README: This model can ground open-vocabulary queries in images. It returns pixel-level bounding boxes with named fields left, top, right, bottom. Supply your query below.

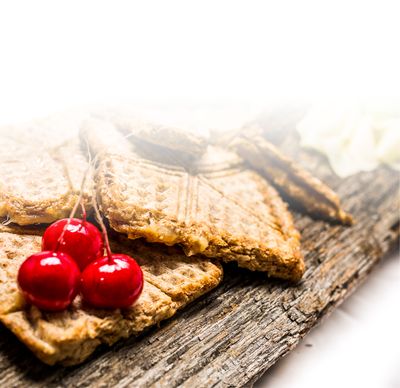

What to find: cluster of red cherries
left=17, top=218, right=144, bottom=311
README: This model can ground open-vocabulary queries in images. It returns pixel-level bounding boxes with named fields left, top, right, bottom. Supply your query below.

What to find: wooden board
left=0, top=128, right=398, bottom=388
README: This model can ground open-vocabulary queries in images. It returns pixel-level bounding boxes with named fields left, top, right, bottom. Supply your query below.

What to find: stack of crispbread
left=0, top=117, right=223, bottom=365
left=0, top=112, right=350, bottom=366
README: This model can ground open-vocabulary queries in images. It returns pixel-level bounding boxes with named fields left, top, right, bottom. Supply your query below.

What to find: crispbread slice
left=82, top=119, right=304, bottom=281
left=0, top=226, right=222, bottom=366
left=112, top=237, right=224, bottom=306
left=0, top=122, right=92, bottom=225
left=113, top=114, right=208, bottom=158
left=232, top=133, right=353, bottom=224
left=199, top=164, right=303, bottom=280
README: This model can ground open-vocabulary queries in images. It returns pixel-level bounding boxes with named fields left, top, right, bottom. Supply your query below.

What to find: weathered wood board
left=0, top=127, right=398, bottom=388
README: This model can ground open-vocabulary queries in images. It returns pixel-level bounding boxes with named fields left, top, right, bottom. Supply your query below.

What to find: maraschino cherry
left=18, top=251, right=80, bottom=311
left=42, top=217, right=104, bottom=271
left=80, top=213, right=144, bottom=312
left=81, top=254, right=143, bottom=309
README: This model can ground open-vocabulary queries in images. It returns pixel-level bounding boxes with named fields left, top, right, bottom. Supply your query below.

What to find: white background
left=0, top=1, right=399, bottom=387
left=1, top=0, right=400, bottom=125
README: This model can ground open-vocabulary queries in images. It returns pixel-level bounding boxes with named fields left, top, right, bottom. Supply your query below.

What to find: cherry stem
left=92, top=189, right=113, bottom=262
left=84, top=147, right=113, bottom=262
left=55, top=195, right=83, bottom=252
left=55, top=140, right=92, bottom=252
left=80, top=200, right=87, bottom=223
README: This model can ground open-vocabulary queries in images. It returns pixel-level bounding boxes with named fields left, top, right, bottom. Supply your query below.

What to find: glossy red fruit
left=81, top=254, right=144, bottom=309
left=42, top=218, right=104, bottom=271
left=17, top=251, right=80, bottom=311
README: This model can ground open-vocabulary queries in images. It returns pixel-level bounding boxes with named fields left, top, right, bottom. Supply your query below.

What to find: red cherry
left=42, top=218, right=104, bottom=271
left=81, top=254, right=144, bottom=309
left=17, top=251, right=80, bottom=311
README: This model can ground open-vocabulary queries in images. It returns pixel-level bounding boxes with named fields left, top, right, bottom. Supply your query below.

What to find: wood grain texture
left=0, top=129, right=398, bottom=388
